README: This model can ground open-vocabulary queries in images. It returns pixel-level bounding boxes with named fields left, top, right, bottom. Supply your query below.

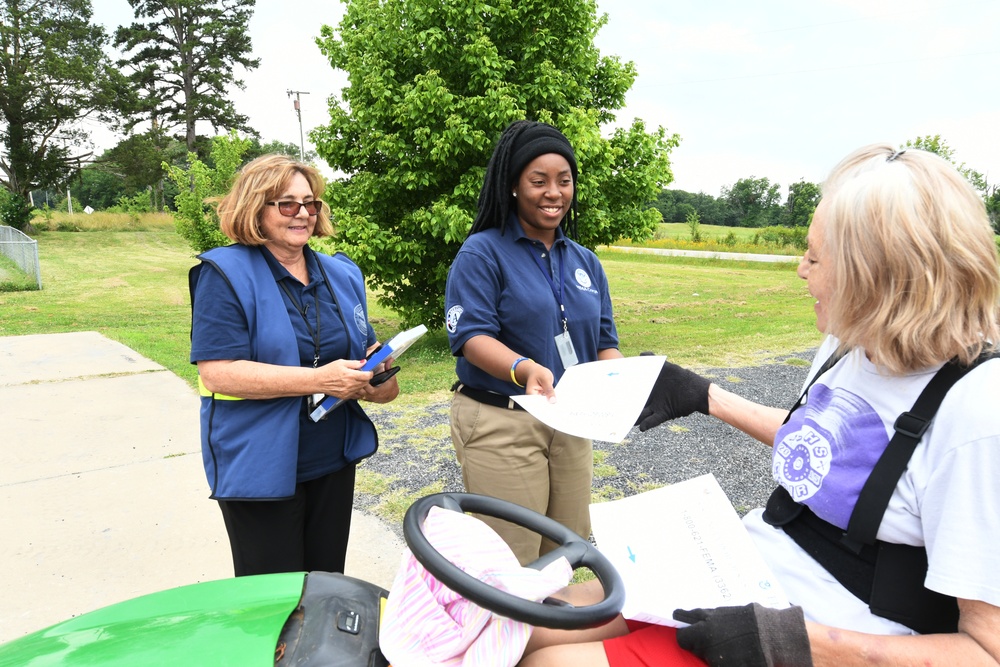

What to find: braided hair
left=468, top=120, right=580, bottom=239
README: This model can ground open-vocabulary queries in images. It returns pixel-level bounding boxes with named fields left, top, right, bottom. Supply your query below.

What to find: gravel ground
left=357, top=350, right=817, bottom=539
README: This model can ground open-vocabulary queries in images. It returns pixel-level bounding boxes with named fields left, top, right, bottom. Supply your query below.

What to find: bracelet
left=510, top=357, right=532, bottom=387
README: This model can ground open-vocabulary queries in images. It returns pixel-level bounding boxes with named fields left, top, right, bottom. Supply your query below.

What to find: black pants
left=217, top=465, right=357, bottom=577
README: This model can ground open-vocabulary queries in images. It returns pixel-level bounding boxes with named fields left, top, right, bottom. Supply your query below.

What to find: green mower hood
left=0, top=573, right=306, bottom=667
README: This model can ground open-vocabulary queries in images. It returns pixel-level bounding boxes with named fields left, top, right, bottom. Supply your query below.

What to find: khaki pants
left=450, top=390, right=593, bottom=565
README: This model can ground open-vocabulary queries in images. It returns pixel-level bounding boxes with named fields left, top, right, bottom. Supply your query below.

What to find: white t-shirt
left=745, top=336, right=1000, bottom=634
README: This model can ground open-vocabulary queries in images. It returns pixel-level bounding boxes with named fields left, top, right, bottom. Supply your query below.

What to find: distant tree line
left=651, top=137, right=1000, bottom=233
left=650, top=177, right=821, bottom=229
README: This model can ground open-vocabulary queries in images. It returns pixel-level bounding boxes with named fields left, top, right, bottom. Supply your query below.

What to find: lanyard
left=525, top=241, right=569, bottom=333
left=279, top=278, right=322, bottom=368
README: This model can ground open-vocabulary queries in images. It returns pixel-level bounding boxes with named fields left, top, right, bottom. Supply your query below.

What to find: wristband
left=510, top=357, right=532, bottom=387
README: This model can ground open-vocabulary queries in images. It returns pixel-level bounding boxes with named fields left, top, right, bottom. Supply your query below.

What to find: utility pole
left=286, top=90, right=310, bottom=161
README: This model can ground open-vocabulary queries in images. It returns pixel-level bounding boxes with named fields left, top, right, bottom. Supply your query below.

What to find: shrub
left=108, top=192, right=154, bottom=224
left=686, top=210, right=702, bottom=243
left=0, top=190, right=33, bottom=231
left=751, top=226, right=808, bottom=251
left=167, top=132, right=250, bottom=253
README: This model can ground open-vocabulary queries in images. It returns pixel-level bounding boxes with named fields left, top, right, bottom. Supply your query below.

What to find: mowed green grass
left=1, top=213, right=823, bottom=403
left=1, top=229, right=198, bottom=383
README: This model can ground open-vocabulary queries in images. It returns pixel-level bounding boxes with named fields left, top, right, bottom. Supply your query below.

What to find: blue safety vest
left=192, top=244, right=378, bottom=499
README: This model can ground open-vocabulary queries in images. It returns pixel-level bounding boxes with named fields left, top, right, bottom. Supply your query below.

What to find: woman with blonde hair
left=189, top=154, right=399, bottom=576
left=520, top=145, right=1000, bottom=666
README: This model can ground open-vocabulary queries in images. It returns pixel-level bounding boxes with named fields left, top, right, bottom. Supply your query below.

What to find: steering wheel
left=402, top=492, right=625, bottom=629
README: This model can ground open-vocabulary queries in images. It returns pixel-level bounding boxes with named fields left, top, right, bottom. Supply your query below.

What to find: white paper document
left=510, top=355, right=665, bottom=443
left=590, top=474, right=790, bottom=627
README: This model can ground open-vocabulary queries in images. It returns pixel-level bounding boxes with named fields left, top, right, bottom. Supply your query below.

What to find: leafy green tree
left=985, top=185, right=999, bottom=234
left=70, top=167, right=128, bottom=210
left=166, top=131, right=250, bottom=253
left=903, top=135, right=987, bottom=192
left=106, top=132, right=185, bottom=209
left=114, top=0, right=260, bottom=154
left=312, top=0, right=679, bottom=326
left=781, top=180, right=821, bottom=228
left=903, top=135, right=1000, bottom=232
left=0, top=0, right=126, bottom=229
left=720, top=177, right=782, bottom=228
left=244, top=138, right=319, bottom=164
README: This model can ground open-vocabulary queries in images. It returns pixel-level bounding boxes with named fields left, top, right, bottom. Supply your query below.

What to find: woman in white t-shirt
left=519, top=145, right=1000, bottom=667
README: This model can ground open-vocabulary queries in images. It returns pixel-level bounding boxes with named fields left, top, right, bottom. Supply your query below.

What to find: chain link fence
left=0, top=225, right=42, bottom=289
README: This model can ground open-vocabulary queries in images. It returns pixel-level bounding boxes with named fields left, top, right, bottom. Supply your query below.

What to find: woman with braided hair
left=444, top=120, right=623, bottom=564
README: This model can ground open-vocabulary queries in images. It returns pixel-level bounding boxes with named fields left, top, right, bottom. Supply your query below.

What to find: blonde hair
left=821, top=144, right=1000, bottom=373
left=216, top=154, right=333, bottom=245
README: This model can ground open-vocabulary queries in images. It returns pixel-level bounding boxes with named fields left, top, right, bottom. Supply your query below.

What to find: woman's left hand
left=362, top=356, right=400, bottom=404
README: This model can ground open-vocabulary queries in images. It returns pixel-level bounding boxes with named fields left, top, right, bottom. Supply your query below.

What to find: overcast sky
left=91, top=0, right=1000, bottom=198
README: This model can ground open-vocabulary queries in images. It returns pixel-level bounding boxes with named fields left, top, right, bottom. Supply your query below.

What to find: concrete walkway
left=0, top=331, right=405, bottom=643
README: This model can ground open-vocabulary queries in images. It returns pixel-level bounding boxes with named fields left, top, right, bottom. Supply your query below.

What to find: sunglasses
left=266, top=200, right=324, bottom=217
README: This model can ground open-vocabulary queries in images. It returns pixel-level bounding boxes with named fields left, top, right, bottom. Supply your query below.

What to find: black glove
left=636, top=360, right=711, bottom=431
left=673, top=603, right=812, bottom=667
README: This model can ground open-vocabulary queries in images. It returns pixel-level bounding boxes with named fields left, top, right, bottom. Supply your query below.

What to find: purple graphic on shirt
left=773, top=383, right=888, bottom=529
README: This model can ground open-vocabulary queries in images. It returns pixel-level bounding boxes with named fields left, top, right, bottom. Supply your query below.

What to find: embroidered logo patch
left=446, top=305, right=464, bottom=334
left=575, top=268, right=592, bottom=289
left=353, top=304, right=368, bottom=335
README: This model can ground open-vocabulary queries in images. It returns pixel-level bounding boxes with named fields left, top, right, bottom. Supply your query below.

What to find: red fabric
left=603, top=620, right=708, bottom=667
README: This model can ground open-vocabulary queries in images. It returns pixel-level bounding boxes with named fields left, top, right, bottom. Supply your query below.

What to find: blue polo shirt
left=190, top=245, right=377, bottom=482
left=445, top=220, right=619, bottom=395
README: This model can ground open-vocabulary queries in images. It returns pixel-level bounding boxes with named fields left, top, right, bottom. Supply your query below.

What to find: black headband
left=506, top=123, right=578, bottom=185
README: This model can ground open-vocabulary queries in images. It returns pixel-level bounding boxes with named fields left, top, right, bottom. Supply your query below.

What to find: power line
left=286, top=90, right=310, bottom=161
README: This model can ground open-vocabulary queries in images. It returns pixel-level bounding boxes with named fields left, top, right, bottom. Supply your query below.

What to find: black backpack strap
left=765, top=350, right=996, bottom=633
left=843, top=353, right=997, bottom=552
left=782, top=348, right=846, bottom=425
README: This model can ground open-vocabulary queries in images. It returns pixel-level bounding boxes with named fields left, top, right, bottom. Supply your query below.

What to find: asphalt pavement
left=0, top=331, right=405, bottom=644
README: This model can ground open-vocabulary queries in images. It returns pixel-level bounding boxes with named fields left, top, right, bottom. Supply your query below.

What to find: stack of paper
left=589, top=474, right=789, bottom=626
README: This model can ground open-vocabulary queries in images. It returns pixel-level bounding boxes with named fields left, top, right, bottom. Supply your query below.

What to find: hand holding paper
left=636, top=361, right=712, bottom=431
left=511, top=355, right=666, bottom=443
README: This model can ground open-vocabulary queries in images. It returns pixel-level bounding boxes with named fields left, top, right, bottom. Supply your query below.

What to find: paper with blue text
left=510, top=355, right=665, bottom=443
left=589, top=474, right=789, bottom=627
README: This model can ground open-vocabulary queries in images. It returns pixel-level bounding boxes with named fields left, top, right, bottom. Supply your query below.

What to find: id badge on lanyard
left=555, top=329, right=578, bottom=369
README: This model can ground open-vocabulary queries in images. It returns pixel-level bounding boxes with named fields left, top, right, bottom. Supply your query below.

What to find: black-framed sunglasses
left=266, top=200, right=324, bottom=217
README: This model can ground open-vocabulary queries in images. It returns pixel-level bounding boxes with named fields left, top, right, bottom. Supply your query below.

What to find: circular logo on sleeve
left=446, top=305, right=464, bottom=334
left=353, top=304, right=368, bottom=335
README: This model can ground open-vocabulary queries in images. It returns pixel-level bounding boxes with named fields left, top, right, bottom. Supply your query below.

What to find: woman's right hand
left=315, top=358, right=373, bottom=400
left=520, top=360, right=556, bottom=401
left=636, top=361, right=711, bottom=431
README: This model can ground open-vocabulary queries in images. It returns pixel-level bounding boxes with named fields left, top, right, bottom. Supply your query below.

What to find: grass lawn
left=1, top=214, right=823, bottom=405
left=1, top=212, right=828, bottom=529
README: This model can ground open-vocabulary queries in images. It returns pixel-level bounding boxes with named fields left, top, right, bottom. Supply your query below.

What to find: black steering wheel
left=402, top=492, right=625, bottom=629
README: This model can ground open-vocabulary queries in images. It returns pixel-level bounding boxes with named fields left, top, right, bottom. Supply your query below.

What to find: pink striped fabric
left=379, top=507, right=572, bottom=667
